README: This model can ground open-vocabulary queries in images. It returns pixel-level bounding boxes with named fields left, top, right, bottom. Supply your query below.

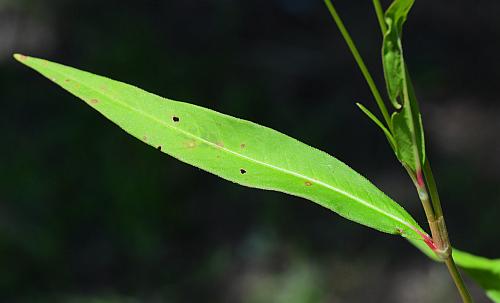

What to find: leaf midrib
left=42, top=60, right=420, bottom=234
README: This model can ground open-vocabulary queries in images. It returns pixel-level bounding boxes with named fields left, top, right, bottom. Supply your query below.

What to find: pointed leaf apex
left=13, top=53, right=29, bottom=62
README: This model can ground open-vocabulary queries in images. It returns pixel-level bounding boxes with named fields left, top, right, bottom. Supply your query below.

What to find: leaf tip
left=13, top=53, right=28, bottom=62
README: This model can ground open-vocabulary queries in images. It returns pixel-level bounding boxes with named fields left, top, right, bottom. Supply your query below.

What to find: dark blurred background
left=1, top=0, right=499, bottom=302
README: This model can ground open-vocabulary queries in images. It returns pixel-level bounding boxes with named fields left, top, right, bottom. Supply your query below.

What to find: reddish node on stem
left=417, top=230, right=438, bottom=251
left=416, top=169, right=425, bottom=188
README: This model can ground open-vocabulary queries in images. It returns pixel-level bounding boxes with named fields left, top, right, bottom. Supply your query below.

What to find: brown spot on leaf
left=172, top=116, right=180, bottom=122
left=240, top=143, right=246, bottom=149
left=305, top=181, right=312, bottom=186
left=240, top=169, right=247, bottom=174
left=142, top=136, right=148, bottom=141
left=89, top=98, right=99, bottom=104
left=185, top=140, right=197, bottom=149
left=15, top=54, right=27, bottom=61
left=65, top=79, right=70, bottom=82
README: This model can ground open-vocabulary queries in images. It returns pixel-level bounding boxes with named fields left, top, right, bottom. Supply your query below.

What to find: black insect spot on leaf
left=240, top=169, right=247, bottom=174
left=172, top=116, right=180, bottom=122
left=157, top=145, right=162, bottom=151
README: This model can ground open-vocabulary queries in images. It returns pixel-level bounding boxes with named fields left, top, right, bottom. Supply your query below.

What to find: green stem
left=404, top=164, right=435, bottom=221
left=418, top=159, right=473, bottom=302
left=445, top=257, right=474, bottom=303
left=372, top=0, right=387, bottom=34
left=324, top=0, right=392, bottom=130
left=423, top=158, right=444, bottom=218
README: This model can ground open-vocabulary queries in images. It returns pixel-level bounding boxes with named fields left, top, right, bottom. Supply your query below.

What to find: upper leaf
left=391, top=71, right=426, bottom=172
left=382, top=0, right=414, bottom=109
left=382, top=0, right=425, bottom=173
left=14, top=54, right=427, bottom=241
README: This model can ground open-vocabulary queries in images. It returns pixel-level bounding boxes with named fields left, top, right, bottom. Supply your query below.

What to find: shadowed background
left=1, top=0, right=499, bottom=302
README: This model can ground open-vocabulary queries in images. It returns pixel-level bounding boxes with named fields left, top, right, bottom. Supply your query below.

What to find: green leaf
left=356, top=102, right=396, bottom=152
left=15, top=53, right=427, bottom=241
left=453, top=250, right=500, bottom=302
left=408, top=238, right=500, bottom=302
left=391, top=71, right=426, bottom=173
left=382, top=0, right=425, bottom=173
left=382, top=0, right=414, bottom=109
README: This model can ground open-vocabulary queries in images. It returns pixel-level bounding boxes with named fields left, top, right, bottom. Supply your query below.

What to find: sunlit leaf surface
left=15, top=54, right=427, bottom=241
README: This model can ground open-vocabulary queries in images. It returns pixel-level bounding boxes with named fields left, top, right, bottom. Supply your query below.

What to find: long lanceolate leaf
left=15, top=54, right=428, bottom=241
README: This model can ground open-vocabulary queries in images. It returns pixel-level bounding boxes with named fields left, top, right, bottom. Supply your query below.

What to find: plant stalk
left=324, top=1, right=473, bottom=301
left=372, top=0, right=387, bottom=35
left=445, top=257, right=474, bottom=303
left=324, top=0, right=392, bottom=129
left=423, top=159, right=444, bottom=218
left=417, top=160, right=473, bottom=302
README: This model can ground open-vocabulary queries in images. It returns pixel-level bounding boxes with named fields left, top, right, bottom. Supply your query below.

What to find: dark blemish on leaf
left=396, top=228, right=403, bottom=235
left=89, top=99, right=99, bottom=104
left=240, top=143, right=246, bottom=149
left=142, top=136, right=148, bottom=141
left=65, top=79, right=70, bottom=82
left=157, top=145, right=162, bottom=151
left=305, top=181, right=312, bottom=186
left=172, top=116, right=180, bottom=122
left=240, top=169, right=247, bottom=174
